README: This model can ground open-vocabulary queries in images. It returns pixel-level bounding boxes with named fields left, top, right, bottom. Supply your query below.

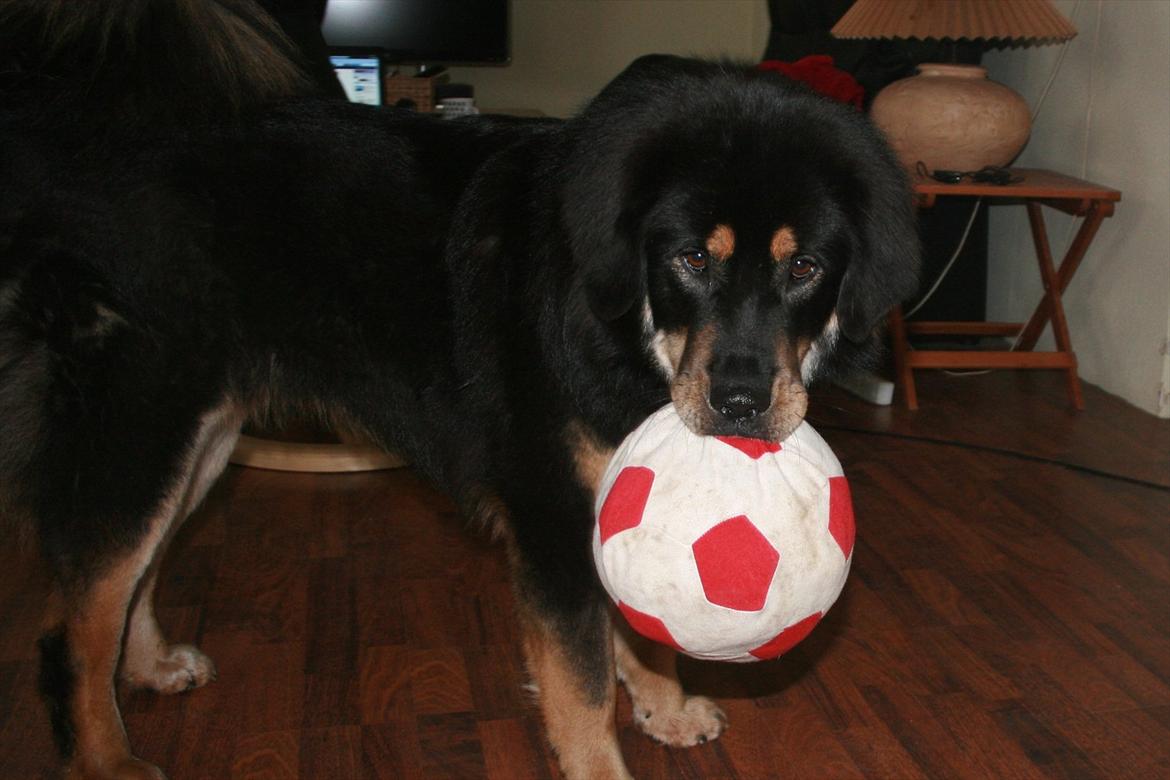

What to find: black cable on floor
left=815, top=423, right=1170, bottom=494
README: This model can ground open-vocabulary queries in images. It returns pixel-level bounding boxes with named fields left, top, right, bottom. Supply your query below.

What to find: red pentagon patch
left=748, top=612, right=823, bottom=660
left=715, top=436, right=782, bottom=459
left=618, top=602, right=683, bottom=651
left=828, top=476, right=855, bottom=558
left=598, top=466, right=654, bottom=544
left=691, top=515, right=779, bottom=612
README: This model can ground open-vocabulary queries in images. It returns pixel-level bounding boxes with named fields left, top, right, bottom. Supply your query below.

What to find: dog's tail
left=0, top=0, right=317, bottom=125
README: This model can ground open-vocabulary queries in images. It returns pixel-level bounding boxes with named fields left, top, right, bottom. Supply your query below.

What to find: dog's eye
left=790, top=255, right=817, bottom=280
left=680, top=250, right=708, bottom=272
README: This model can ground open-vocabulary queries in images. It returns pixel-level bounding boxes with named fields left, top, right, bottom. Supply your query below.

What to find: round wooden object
left=229, top=434, right=406, bottom=473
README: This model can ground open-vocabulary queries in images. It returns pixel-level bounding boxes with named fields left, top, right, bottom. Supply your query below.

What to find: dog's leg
left=613, top=619, right=727, bottom=747
left=519, top=599, right=631, bottom=780
left=119, top=408, right=240, bottom=695
left=501, top=424, right=634, bottom=778
left=39, top=405, right=241, bottom=779
left=42, top=539, right=172, bottom=780
left=119, top=566, right=216, bottom=695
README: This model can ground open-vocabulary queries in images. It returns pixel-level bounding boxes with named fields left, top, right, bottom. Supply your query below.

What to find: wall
left=983, top=0, right=1170, bottom=417
left=445, top=0, right=770, bottom=118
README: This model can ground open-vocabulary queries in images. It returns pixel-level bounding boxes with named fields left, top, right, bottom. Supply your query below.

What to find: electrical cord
left=1029, top=0, right=1083, bottom=122
left=902, top=0, right=1087, bottom=345
left=903, top=196, right=984, bottom=320
left=902, top=195, right=993, bottom=377
left=816, top=422, right=1170, bottom=494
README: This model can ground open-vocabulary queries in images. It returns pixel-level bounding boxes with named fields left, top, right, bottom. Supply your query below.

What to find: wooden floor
left=2, top=370, right=1168, bottom=779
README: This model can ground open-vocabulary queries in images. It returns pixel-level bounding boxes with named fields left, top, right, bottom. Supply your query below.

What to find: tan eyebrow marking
left=705, top=224, right=735, bottom=262
left=770, top=226, right=798, bottom=263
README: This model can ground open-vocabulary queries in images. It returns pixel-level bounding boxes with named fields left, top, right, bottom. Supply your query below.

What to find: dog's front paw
left=123, top=643, right=216, bottom=694
left=635, top=695, right=727, bottom=747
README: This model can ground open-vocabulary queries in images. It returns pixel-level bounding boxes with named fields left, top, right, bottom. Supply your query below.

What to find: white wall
left=445, top=0, right=770, bottom=118
left=983, top=0, right=1170, bottom=417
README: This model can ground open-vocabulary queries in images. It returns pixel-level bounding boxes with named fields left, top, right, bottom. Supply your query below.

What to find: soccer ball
left=592, top=405, right=854, bottom=662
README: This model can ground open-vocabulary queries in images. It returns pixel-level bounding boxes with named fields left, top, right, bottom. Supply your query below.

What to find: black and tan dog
left=0, top=1, right=919, bottom=777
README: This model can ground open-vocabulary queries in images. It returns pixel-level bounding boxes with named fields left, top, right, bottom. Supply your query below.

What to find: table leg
left=1022, top=202, right=1085, bottom=409
left=1016, top=201, right=1111, bottom=351
left=888, top=304, right=917, bottom=410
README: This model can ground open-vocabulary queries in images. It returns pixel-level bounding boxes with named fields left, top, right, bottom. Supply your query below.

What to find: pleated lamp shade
left=831, top=0, right=1076, bottom=172
left=831, top=0, right=1076, bottom=44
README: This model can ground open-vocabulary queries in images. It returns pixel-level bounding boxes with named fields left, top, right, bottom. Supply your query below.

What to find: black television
left=321, top=0, right=509, bottom=65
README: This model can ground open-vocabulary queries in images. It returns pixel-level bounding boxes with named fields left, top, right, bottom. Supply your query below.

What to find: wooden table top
left=912, top=167, right=1121, bottom=201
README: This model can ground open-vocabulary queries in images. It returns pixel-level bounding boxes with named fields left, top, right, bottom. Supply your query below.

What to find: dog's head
left=562, top=55, right=920, bottom=441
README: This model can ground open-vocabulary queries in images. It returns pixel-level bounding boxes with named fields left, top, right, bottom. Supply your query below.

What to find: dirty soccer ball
left=592, top=405, right=855, bottom=662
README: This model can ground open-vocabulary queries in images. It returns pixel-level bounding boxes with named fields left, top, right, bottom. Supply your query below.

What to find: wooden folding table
left=889, top=168, right=1121, bottom=410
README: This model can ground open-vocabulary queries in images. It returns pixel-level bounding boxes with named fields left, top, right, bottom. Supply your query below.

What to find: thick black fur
left=0, top=1, right=919, bottom=774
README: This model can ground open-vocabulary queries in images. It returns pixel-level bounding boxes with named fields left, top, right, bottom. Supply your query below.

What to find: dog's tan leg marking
left=63, top=405, right=242, bottom=779
left=521, top=608, right=632, bottom=780
left=63, top=536, right=171, bottom=780
left=613, top=622, right=727, bottom=747
left=119, top=406, right=241, bottom=695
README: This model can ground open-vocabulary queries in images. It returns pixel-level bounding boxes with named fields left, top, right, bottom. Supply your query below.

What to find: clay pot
left=871, top=63, right=1031, bottom=173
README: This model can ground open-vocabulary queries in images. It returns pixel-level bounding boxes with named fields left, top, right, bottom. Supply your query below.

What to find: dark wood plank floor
left=2, top=370, right=1168, bottom=779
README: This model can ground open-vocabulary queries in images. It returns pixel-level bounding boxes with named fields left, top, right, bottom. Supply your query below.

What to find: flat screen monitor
left=321, top=0, right=509, bottom=65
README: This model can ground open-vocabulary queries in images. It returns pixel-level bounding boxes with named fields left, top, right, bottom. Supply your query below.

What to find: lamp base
left=871, top=63, right=1031, bottom=173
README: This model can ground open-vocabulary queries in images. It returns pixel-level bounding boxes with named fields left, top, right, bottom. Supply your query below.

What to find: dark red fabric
left=758, top=55, right=864, bottom=109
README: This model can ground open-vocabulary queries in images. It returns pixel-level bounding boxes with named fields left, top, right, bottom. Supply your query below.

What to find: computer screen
left=329, top=55, right=382, bottom=106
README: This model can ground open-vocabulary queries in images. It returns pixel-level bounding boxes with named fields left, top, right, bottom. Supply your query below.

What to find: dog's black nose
left=711, top=386, right=768, bottom=421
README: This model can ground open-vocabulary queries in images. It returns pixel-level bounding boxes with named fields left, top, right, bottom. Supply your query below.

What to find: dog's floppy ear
left=561, top=55, right=697, bottom=321
left=836, top=156, right=922, bottom=343
left=562, top=169, right=646, bottom=322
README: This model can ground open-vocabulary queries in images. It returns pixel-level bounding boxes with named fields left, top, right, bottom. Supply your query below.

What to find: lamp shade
left=831, top=0, right=1076, bottom=44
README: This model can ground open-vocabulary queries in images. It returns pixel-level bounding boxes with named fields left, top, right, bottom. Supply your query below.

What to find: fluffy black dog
left=0, top=2, right=918, bottom=777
